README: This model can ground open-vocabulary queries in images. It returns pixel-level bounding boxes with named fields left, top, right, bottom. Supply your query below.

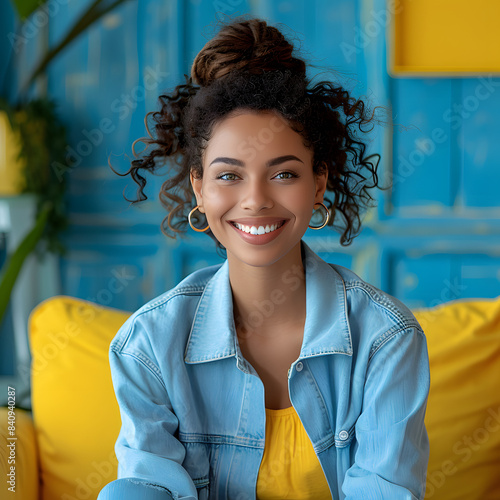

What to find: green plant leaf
left=20, top=0, right=133, bottom=96
left=0, top=202, right=52, bottom=326
left=2, top=97, right=72, bottom=255
left=9, top=0, right=47, bottom=21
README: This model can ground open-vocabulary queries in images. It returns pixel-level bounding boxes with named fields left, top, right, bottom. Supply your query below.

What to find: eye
left=217, top=172, right=239, bottom=181
left=274, top=171, right=298, bottom=180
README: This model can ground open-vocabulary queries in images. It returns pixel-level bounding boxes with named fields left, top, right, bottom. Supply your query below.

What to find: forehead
left=204, top=110, right=311, bottom=162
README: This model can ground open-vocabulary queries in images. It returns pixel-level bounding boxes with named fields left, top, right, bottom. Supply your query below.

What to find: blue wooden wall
left=2, top=0, right=500, bottom=314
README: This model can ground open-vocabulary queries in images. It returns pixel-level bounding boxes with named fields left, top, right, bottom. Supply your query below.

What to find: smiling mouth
left=231, top=220, right=286, bottom=235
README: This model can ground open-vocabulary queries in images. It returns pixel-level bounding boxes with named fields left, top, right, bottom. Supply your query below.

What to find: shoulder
left=328, top=263, right=424, bottom=357
left=330, top=263, right=420, bottom=328
left=110, top=263, right=223, bottom=355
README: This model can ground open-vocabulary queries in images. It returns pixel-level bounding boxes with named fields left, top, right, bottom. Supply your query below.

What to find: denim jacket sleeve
left=97, top=331, right=198, bottom=500
left=342, top=326, right=430, bottom=499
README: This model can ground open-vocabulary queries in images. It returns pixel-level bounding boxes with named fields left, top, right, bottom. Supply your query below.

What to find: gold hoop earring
left=308, top=202, right=330, bottom=230
left=188, top=205, right=210, bottom=232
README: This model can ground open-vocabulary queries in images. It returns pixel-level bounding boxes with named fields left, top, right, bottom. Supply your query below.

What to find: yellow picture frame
left=388, top=0, right=500, bottom=77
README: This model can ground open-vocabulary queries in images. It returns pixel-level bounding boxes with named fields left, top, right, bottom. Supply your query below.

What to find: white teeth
left=234, top=221, right=283, bottom=235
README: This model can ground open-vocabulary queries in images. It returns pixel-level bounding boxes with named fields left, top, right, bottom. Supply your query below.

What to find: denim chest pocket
left=179, top=439, right=221, bottom=498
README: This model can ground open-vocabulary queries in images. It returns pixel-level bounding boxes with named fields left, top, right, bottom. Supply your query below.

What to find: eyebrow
left=208, top=155, right=304, bottom=168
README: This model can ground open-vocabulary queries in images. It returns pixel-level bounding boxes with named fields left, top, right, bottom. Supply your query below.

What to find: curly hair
left=111, top=16, right=387, bottom=249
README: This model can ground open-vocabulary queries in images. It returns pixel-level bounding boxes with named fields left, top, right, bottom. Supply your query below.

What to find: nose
left=240, top=177, right=274, bottom=212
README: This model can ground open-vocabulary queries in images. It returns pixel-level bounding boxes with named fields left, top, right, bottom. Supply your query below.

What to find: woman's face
left=190, top=110, right=327, bottom=268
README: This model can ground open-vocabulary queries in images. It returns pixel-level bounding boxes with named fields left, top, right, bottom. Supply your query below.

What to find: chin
left=228, top=242, right=301, bottom=269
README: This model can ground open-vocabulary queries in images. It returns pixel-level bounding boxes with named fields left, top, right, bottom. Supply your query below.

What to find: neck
left=227, top=241, right=307, bottom=340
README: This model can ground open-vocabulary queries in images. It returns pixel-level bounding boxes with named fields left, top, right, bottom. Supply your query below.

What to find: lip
left=228, top=219, right=288, bottom=246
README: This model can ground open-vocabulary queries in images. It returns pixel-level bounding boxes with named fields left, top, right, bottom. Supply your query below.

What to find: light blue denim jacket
left=98, top=240, right=430, bottom=500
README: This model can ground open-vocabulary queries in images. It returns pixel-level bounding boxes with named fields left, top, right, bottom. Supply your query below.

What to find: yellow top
left=256, top=405, right=331, bottom=499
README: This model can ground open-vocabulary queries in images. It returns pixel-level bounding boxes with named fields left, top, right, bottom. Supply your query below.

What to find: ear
left=314, top=164, right=328, bottom=204
left=189, top=170, right=205, bottom=213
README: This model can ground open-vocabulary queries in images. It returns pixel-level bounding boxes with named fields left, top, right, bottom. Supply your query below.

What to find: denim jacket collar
left=184, top=240, right=353, bottom=364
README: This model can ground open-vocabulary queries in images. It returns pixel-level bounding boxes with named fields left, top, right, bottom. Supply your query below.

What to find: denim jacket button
left=295, top=362, right=303, bottom=372
left=339, top=430, right=349, bottom=440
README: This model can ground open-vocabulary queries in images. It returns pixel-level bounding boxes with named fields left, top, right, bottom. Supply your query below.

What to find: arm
left=342, top=327, right=430, bottom=499
left=98, top=346, right=198, bottom=500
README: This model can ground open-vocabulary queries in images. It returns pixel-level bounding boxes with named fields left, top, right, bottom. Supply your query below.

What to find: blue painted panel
left=0, top=0, right=48, bottom=102
left=60, top=251, right=145, bottom=311
left=389, top=249, right=500, bottom=309
left=0, top=0, right=17, bottom=101
left=460, top=254, right=500, bottom=298
left=304, top=231, right=376, bottom=283
left=58, top=225, right=229, bottom=311
left=460, top=77, right=500, bottom=207
left=185, top=0, right=253, bottom=69
left=172, top=236, right=225, bottom=283
left=261, top=0, right=314, bottom=45
left=58, top=224, right=175, bottom=310
left=65, top=166, right=165, bottom=221
left=391, top=79, right=453, bottom=212
left=316, top=0, right=361, bottom=73
left=390, top=253, right=457, bottom=309
left=309, top=247, right=353, bottom=273
left=314, top=0, right=375, bottom=104
left=48, top=0, right=183, bottom=224
left=260, top=0, right=361, bottom=88
left=48, top=1, right=106, bottom=144
left=2, top=0, right=499, bottom=325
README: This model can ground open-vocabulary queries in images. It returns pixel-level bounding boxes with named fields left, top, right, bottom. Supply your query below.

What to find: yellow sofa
left=1, top=294, right=500, bottom=500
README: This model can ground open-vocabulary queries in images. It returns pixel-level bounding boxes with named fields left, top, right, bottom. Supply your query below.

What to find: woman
left=98, top=16, right=430, bottom=500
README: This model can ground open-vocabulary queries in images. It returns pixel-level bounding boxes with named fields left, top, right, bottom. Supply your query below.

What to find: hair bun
left=191, top=18, right=306, bottom=87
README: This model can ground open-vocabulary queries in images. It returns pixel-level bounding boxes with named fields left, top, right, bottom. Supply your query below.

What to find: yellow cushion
left=414, top=297, right=500, bottom=499
left=0, top=407, right=39, bottom=500
left=26, top=293, right=500, bottom=500
left=29, top=296, right=130, bottom=500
